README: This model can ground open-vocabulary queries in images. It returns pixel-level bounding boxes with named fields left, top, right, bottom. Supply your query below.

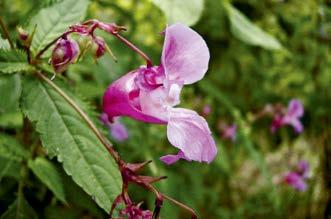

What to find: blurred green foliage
left=0, top=0, right=330, bottom=218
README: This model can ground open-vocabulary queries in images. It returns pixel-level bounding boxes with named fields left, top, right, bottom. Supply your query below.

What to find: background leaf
left=0, top=74, right=22, bottom=114
left=28, top=157, right=66, bottom=203
left=21, top=76, right=122, bottom=212
left=152, top=0, right=204, bottom=26
left=1, top=197, right=37, bottom=219
left=29, top=0, right=90, bottom=54
left=0, top=134, right=29, bottom=161
left=224, top=3, right=282, bottom=50
left=0, top=38, right=10, bottom=50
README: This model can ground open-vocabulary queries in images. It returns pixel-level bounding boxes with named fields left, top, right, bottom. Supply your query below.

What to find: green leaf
left=0, top=50, right=33, bottom=74
left=152, top=0, right=204, bottom=26
left=0, top=134, right=29, bottom=161
left=224, top=3, right=282, bottom=50
left=0, top=157, right=20, bottom=181
left=0, top=74, right=22, bottom=113
left=28, top=157, right=66, bottom=203
left=0, top=38, right=10, bottom=50
left=21, top=77, right=122, bottom=212
left=1, top=197, right=37, bottom=219
left=29, top=0, right=89, bottom=54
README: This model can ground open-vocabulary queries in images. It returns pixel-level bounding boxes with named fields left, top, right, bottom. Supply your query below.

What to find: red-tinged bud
left=17, top=27, right=29, bottom=41
left=91, top=36, right=106, bottom=58
left=51, top=38, right=79, bottom=73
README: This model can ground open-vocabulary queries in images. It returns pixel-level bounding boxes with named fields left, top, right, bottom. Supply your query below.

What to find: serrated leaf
left=21, top=77, right=122, bottom=212
left=224, top=3, right=282, bottom=50
left=0, top=74, right=22, bottom=113
left=0, top=134, right=29, bottom=161
left=152, top=0, right=204, bottom=26
left=29, top=0, right=89, bottom=54
left=28, top=157, right=66, bottom=203
left=1, top=197, right=37, bottom=219
left=0, top=50, right=33, bottom=74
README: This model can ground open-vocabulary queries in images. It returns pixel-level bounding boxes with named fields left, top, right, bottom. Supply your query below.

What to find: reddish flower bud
left=92, top=36, right=106, bottom=58
left=51, top=38, right=79, bottom=73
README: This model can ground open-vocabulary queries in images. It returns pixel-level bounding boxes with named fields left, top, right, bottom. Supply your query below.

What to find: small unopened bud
left=18, top=27, right=29, bottom=41
left=51, top=38, right=79, bottom=73
left=91, top=36, right=106, bottom=58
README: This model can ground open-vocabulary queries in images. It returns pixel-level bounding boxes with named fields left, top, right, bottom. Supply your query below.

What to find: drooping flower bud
left=17, top=26, right=34, bottom=47
left=51, top=38, right=79, bottom=73
left=91, top=36, right=106, bottom=59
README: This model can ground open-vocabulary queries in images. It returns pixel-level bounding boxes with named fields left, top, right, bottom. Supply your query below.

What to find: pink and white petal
left=103, top=70, right=166, bottom=124
left=287, top=99, right=304, bottom=118
left=160, top=151, right=188, bottom=165
left=139, top=83, right=182, bottom=121
left=166, top=108, right=217, bottom=163
left=161, top=23, right=210, bottom=85
left=289, top=119, right=304, bottom=134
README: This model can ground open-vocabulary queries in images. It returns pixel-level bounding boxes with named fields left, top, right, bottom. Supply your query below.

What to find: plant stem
left=35, top=71, right=121, bottom=163
left=113, top=33, right=153, bottom=67
left=162, top=193, right=197, bottom=219
left=0, top=17, right=14, bottom=48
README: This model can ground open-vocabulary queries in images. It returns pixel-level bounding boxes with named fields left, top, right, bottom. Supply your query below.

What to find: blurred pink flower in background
left=100, top=113, right=129, bottom=142
left=221, top=124, right=237, bottom=142
left=103, top=23, right=217, bottom=164
left=283, top=160, right=310, bottom=191
left=271, top=99, right=304, bottom=134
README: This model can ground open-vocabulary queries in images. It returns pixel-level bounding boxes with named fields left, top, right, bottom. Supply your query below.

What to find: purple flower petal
left=160, top=151, right=187, bottom=165
left=287, top=99, right=304, bottom=118
left=103, top=70, right=166, bottom=124
left=166, top=108, right=217, bottom=163
left=284, top=172, right=307, bottom=192
left=297, top=160, right=309, bottom=179
left=161, top=23, right=210, bottom=85
left=222, top=124, right=237, bottom=141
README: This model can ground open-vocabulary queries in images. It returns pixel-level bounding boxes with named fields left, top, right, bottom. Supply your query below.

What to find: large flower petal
left=166, top=108, right=217, bottom=163
left=103, top=70, right=166, bottom=124
left=161, top=23, right=210, bottom=85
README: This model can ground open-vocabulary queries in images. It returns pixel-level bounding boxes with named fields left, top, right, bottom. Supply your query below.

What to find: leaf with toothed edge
left=21, top=76, right=122, bottom=212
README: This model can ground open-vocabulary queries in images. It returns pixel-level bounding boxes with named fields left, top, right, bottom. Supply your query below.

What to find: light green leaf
left=0, top=50, right=33, bottom=74
left=0, top=134, right=29, bottom=161
left=21, top=77, right=122, bottom=212
left=0, top=74, right=22, bottom=113
left=224, top=3, right=282, bottom=50
left=29, top=0, right=89, bottom=54
left=28, top=157, right=66, bottom=203
left=0, top=38, right=10, bottom=50
left=1, top=197, right=37, bottom=219
left=152, top=0, right=204, bottom=26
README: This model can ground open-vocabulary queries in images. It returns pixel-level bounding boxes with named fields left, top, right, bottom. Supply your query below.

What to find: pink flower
left=119, top=204, right=153, bottom=219
left=221, top=124, right=237, bottom=142
left=100, top=113, right=129, bottom=142
left=51, top=38, right=79, bottom=73
left=202, top=105, right=211, bottom=116
left=103, top=23, right=217, bottom=164
left=270, top=99, right=304, bottom=134
left=284, top=172, right=307, bottom=191
left=283, top=160, right=309, bottom=192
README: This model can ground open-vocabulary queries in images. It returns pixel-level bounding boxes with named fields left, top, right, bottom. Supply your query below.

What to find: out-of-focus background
left=1, top=0, right=331, bottom=218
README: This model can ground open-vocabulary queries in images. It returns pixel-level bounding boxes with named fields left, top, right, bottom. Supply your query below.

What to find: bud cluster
left=50, top=20, right=126, bottom=73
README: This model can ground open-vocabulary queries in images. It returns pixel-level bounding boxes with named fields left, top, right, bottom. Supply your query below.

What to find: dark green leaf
left=0, top=197, right=37, bottom=219
left=28, top=157, right=66, bottom=203
left=21, top=76, right=122, bottom=212
left=0, top=134, right=29, bottom=161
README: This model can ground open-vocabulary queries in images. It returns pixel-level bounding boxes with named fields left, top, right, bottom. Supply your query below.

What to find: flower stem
left=0, top=17, right=14, bottom=48
left=35, top=71, right=121, bottom=163
left=113, top=33, right=153, bottom=67
left=163, top=194, right=197, bottom=219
